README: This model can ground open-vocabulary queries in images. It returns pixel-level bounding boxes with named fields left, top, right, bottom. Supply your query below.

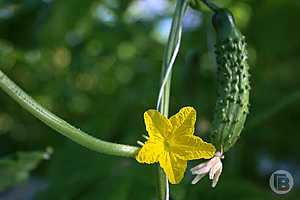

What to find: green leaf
left=34, top=141, right=157, bottom=200
left=0, top=147, right=53, bottom=192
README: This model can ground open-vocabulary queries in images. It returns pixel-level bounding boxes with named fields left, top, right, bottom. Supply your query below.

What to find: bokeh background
left=0, top=0, right=299, bottom=199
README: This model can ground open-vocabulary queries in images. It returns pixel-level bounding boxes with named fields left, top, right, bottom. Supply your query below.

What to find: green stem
left=0, top=70, right=139, bottom=158
left=157, top=0, right=189, bottom=199
left=200, top=0, right=219, bottom=11
left=157, top=167, right=168, bottom=200
left=189, top=0, right=220, bottom=12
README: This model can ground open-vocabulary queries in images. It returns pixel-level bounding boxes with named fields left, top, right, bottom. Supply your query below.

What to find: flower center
left=163, top=139, right=172, bottom=151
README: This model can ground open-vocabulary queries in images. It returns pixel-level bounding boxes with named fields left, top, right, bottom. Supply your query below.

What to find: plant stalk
left=156, top=0, right=189, bottom=199
left=0, top=70, right=139, bottom=158
left=200, top=0, right=219, bottom=11
left=190, top=0, right=219, bottom=12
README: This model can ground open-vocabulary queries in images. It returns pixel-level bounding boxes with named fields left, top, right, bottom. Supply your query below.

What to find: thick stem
left=156, top=0, right=189, bottom=199
left=190, top=0, right=220, bottom=12
left=200, top=0, right=219, bottom=11
left=0, top=70, right=139, bottom=158
left=157, top=167, right=168, bottom=200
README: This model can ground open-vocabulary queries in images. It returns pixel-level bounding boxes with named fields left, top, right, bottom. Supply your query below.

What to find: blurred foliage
left=0, top=148, right=52, bottom=192
left=0, top=0, right=299, bottom=199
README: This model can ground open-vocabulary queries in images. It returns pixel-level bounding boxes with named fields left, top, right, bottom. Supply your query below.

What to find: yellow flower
left=136, top=106, right=216, bottom=184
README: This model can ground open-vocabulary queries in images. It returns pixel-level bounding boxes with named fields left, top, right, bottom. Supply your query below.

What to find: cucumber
left=210, top=9, right=250, bottom=152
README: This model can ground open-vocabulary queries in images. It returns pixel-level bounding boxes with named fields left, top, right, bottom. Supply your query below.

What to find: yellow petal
left=169, top=106, right=196, bottom=137
left=170, top=135, right=216, bottom=160
left=136, top=139, right=163, bottom=164
left=144, top=109, right=172, bottom=139
left=159, top=152, right=187, bottom=184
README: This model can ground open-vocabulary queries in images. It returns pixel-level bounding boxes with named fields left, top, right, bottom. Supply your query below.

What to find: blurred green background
left=0, top=0, right=299, bottom=199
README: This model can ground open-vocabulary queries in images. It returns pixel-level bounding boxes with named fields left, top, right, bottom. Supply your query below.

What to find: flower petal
left=212, top=166, right=222, bottom=188
left=190, top=162, right=207, bottom=174
left=136, top=140, right=163, bottom=164
left=159, top=152, right=187, bottom=184
left=209, top=159, right=222, bottom=180
left=191, top=174, right=206, bottom=184
left=144, top=109, right=172, bottom=139
left=169, top=106, right=196, bottom=137
left=170, top=135, right=216, bottom=160
left=191, top=164, right=210, bottom=175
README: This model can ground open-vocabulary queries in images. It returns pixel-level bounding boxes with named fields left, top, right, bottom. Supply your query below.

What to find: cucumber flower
left=136, top=106, right=216, bottom=184
left=191, top=149, right=224, bottom=187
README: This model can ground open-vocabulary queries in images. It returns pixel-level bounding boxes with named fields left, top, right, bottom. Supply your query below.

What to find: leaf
left=0, top=147, right=53, bottom=192
left=34, top=141, right=119, bottom=200
left=34, top=141, right=156, bottom=200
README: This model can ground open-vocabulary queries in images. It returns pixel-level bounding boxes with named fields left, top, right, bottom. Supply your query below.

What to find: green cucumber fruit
left=210, top=9, right=250, bottom=152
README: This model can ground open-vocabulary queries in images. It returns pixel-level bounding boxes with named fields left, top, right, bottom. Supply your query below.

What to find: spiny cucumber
left=210, top=9, right=251, bottom=152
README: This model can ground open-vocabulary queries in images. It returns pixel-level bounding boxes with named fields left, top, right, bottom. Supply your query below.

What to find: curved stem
left=190, top=0, right=220, bottom=12
left=201, top=0, right=219, bottom=12
left=0, top=70, right=139, bottom=158
left=156, top=0, right=189, bottom=199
